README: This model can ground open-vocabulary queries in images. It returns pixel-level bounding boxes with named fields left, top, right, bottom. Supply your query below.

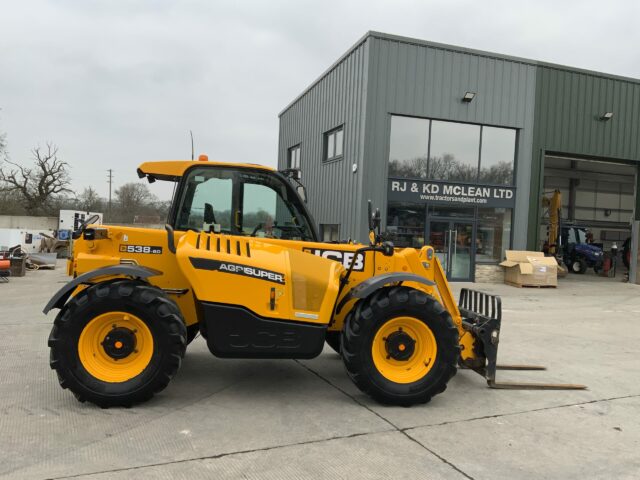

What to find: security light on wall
left=462, top=92, right=476, bottom=102
left=600, top=112, right=614, bottom=121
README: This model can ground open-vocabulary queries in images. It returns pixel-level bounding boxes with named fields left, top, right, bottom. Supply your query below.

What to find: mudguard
left=42, top=265, right=162, bottom=314
left=335, top=272, right=435, bottom=313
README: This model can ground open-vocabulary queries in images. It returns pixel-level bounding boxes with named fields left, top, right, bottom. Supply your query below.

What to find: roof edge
left=278, top=31, right=373, bottom=117
left=367, top=31, right=640, bottom=84
left=279, top=31, right=640, bottom=118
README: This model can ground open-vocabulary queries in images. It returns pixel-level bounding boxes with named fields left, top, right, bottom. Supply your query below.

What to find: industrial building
left=278, top=31, right=640, bottom=282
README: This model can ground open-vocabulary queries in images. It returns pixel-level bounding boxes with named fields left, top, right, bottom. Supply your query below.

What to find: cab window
left=241, top=178, right=312, bottom=240
left=176, top=169, right=233, bottom=232
left=175, top=166, right=315, bottom=241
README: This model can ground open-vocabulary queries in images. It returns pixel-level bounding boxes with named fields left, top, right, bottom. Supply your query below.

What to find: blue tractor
left=560, top=226, right=604, bottom=274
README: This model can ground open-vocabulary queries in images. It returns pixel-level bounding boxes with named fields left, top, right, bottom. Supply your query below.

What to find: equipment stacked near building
left=500, top=250, right=558, bottom=288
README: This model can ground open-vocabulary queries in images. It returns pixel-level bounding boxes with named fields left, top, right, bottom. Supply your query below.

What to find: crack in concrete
left=48, top=430, right=391, bottom=479
left=402, top=392, right=640, bottom=432
left=293, top=360, right=475, bottom=480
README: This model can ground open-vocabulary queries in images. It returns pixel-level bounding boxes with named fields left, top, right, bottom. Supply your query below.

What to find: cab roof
left=137, top=159, right=275, bottom=182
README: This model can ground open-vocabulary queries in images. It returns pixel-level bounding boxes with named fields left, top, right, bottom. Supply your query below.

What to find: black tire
left=570, top=257, right=587, bottom=274
left=48, top=280, right=187, bottom=408
left=341, top=286, right=459, bottom=406
left=186, top=323, right=200, bottom=345
left=325, top=331, right=341, bottom=355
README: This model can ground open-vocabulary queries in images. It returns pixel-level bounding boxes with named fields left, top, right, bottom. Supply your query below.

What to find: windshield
left=174, top=166, right=315, bottom=241
left=567, top=227, right=587, bottom=244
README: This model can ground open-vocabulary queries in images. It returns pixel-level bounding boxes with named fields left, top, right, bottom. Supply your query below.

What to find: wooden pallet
left=504, top=281, right=557, bottom=289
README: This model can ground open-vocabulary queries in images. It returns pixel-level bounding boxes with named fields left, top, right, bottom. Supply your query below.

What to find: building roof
left=279, top=31, right=640, bottom=117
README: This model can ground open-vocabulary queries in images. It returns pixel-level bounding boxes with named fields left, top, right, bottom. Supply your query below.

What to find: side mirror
left=204, top=203, right=216, bottom=223
left=296, top=185, right=307, bottom=203
left=373, top=208, right=381, bottom=231
left=289, top=169, right=301, bottom=180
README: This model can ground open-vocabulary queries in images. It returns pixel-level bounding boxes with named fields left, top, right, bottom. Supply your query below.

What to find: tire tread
left=341, top=286, right=458, bottom=406
left=48, top=280, right=187, bottom=408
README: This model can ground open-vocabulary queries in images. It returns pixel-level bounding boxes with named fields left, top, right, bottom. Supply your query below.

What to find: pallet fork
left=458, top=288, right=586, bottom=390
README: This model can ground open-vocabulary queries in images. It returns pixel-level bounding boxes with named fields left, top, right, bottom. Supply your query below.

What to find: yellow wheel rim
left=371, top=316, right=437, bottom=384
left=78, top=311, right=154, bottom=383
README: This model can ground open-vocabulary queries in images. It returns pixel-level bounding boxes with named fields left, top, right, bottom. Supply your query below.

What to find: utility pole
left=107, top=169, right=113, bottom=217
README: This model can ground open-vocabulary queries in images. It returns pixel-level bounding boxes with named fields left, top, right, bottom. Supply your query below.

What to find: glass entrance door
left=428, top=219, right=474, bottom=281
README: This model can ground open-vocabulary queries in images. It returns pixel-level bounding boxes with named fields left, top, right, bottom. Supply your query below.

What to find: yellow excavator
left=44, top=157, right=584, bottom=407
left=541, top=189, right=563, bottom=256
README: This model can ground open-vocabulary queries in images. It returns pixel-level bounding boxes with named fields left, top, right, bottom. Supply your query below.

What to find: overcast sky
left=1, top=0, right=639, bottom=201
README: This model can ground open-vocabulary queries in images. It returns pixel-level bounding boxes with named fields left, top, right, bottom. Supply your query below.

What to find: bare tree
left=115, top=183, right=152, bottom=211
left=0, top=143, right=72, bottom=215
left=111, top=182, right=154, bottom=222
left=77, top=186, right=102, bottom=212
left=0, top=132, right=6, bottom=159
left=0, top=109, right=7, bottom=160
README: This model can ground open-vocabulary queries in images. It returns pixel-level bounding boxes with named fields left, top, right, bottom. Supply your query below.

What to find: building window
left=324, top=126, right=344, bottom=162
left=476, top=208, right=512, bottom=263
left=388, top=116, right=429, bottom=178
left=429, top=120, right=481, bottom=182
left=386, top=203, right=425, bottom=248
left=288, top=144, right=301, bottom=170
left=387, top=115, right=517, bottom=186
left=479, top=127, right=515, bottom=185
left=320, top=224, right=340, bottom=242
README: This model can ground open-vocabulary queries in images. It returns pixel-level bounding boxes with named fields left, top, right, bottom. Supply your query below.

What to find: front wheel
left=342, top=287, right=459, bottom=406
left=48, top=280, right=187, bottom=407
left=570, top=257, right=587, bottom=274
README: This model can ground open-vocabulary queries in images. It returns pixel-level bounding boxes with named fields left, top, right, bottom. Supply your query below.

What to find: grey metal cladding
left=278, top=38, right=370, bottom=242
left=534, top=67, right=640, bottom=160
left=527, top=66, right=640, bottom=248
left=362, top=34, right=537, bottom=249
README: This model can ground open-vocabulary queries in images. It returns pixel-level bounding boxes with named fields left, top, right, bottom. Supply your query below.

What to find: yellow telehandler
left=44, top=157, right=584, bottom=407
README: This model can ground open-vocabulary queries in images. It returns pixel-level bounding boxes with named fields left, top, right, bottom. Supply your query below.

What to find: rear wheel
left=48, top=280, right=187, bottom=407
left=342, top=287, right=458, bottom=406
left=570, top=257, right=587, bottom=274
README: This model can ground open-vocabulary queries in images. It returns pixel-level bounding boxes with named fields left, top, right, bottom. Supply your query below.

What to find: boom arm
left=542, top=190, right=562, bottom=254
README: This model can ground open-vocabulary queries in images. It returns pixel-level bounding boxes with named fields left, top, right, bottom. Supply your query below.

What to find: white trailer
left=0, top=228, right=56, bottom=253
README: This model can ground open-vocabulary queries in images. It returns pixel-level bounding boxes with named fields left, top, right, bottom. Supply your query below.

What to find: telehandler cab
left=45, top=157, right=584, bottom=407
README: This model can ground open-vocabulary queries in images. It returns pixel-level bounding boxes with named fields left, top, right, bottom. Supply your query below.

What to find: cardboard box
left=499, top=250, right=558, bottom=287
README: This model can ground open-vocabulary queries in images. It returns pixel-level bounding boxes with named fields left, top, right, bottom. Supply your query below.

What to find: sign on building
left=388, top=179, right=516, bottom=208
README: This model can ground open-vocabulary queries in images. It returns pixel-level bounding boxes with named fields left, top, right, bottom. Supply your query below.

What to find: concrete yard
left=1, top=263, right=639, bottom=479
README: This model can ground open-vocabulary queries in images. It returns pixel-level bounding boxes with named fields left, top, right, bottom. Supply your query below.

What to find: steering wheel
left=250, top=223, right=264, bottom=237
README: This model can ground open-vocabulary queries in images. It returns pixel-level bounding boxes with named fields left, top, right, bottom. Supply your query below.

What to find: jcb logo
left=303, top=248, right=365, bottom=271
